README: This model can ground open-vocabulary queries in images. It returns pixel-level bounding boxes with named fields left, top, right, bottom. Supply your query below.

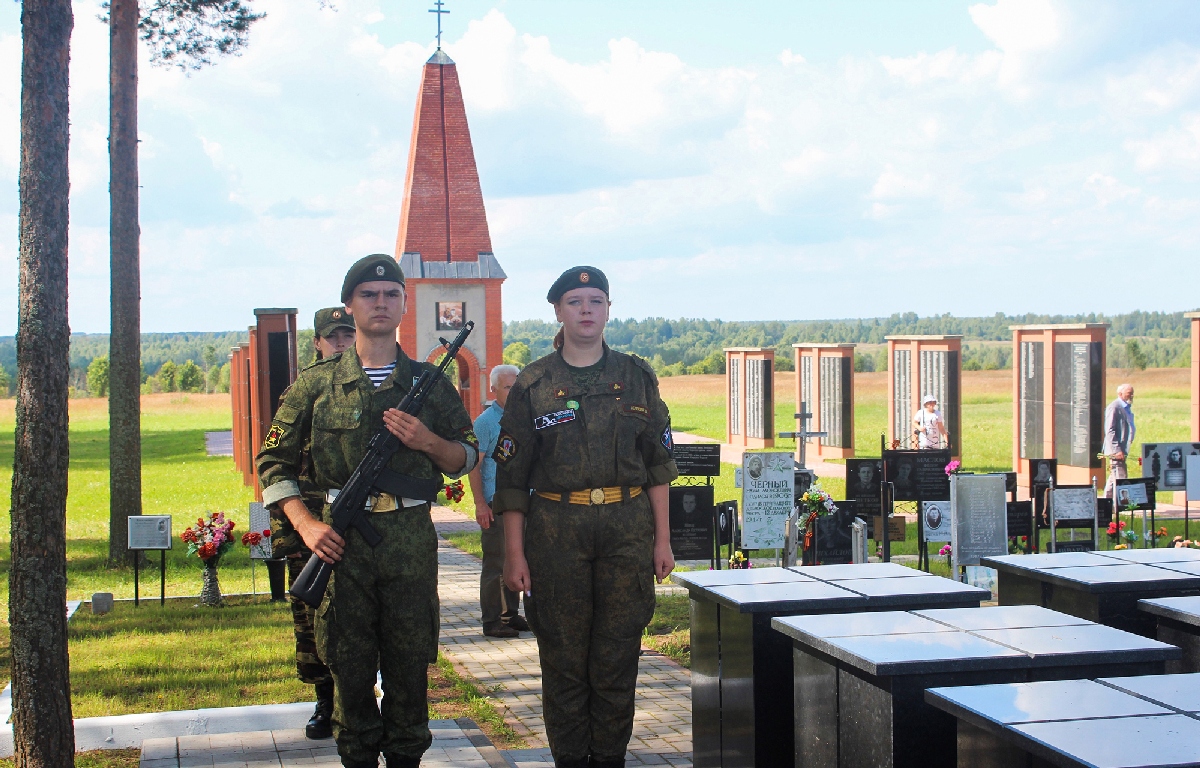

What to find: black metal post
left=132, top=549, right=140, bottom=607
left=160, top=549, right=166, bottom=606
left=266, top=558, right=287, bottom=601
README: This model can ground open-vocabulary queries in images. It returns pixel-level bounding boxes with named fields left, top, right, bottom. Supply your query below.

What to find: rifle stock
left=288, top=321, right=475, bottom=608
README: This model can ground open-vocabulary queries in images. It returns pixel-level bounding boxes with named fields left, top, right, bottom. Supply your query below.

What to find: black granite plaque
left=1141, top=442, right=1200, bottom=492
left=1053, top=341, right=1103, bottom=469
left=1007, top=501, right=1033, bottom=538
left=716, top=500, right=736, bottom=546
left=885, top=449, right=951, bottom=502
left=746, top=358, right=773, bottom=439
left=812, top=504, right=857, bottom=566
left=729, top=357, right=740, bottom=436
left=1020, top=341, right=1045, bottom=460
left=1029, top=458, right=1057, bottom=487
left=892, top=348, right=911, bottom=443
left=670, top=486, right=714, bottom=560
left=819, top=356, right=851, bottom=448
left=674, top=443, right=721, bottom=477
left=846, top=459, right=883, bottom=508
left=952, top=474, right=1008, bottom=567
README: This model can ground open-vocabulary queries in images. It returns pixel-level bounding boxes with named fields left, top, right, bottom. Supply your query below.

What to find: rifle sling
left=373, top=467, right=443, bottom=503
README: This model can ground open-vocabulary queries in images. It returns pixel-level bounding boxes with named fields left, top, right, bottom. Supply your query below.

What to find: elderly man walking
left=1103, top=383, right=1136, bottom=499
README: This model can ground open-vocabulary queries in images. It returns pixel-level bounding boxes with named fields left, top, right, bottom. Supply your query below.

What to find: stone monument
left=886, top=335, right=962, bottom=458
left=792, top=343, right=855, bottom=459
left=1010, top=324, right=1108, bottom=493
left=1190, top=312, right=1200, bottom=443
left=229, top=309, right=298, bottom=501
left=725, top=347, right=775, bottom=449
left=394, top=48, right=505, bottom=421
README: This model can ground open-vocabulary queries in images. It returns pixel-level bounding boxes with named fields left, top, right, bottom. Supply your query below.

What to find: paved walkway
left=432, top=506, right=693, bottom=766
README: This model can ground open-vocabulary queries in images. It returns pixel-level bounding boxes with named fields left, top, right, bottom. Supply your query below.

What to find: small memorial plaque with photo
left=669, top=486, right=715, bottom=560
left=1029, top=458, right=1057, bottom=487
left=922, top=500, right=951, bottom=543
left=1114, top=477, right=1155, bottom=512
left=812, top=503, right=857, bottom=565
left=846, top=459, right=883, bottom=507
left=128, top=515, right=172, bottom=551
left=885, top=449, right=951, bottom=502
left=1141, top=442, right=1200, bottom=492
left=673, top=443, right=721, bottom=477
left=1006, top=501, right=1033, bottom=538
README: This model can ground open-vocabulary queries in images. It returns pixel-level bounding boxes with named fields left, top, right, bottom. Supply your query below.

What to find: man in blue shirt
left=468, top=364, right=528, bottom=638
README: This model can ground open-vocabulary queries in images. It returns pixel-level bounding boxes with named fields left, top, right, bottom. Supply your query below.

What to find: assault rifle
left=289, top=321, right=475, bottom=608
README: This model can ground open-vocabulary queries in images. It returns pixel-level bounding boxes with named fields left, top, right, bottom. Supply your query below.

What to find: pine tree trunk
left=11, top=0, right=76, bottom=765
left=108, top=0, right=142, bottom=565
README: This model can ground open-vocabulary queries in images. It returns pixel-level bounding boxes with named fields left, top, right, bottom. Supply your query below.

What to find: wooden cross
left=779, top=401, right=826, bottom=470
left=429, top=0, right=449, bottom=48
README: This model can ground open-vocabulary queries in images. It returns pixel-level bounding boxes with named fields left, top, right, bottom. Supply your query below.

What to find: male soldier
left=466, top=364, right=528, bottom=638
left=269, top=307, right=356, bottom=740
left=257, top=255, right=479, bottom=768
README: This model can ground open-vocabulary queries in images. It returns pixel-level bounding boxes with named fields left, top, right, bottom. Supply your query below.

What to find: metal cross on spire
left=429, top=0, right=449, bottom=49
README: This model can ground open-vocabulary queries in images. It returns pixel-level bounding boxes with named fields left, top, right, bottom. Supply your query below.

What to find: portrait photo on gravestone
left=668, top=485, right=715, bottom=561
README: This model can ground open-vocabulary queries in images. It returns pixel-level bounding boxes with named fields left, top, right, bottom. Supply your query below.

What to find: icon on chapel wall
left=436, top=302, right=465, bottom=331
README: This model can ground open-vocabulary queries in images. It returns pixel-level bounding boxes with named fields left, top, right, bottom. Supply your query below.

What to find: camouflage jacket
left=492, top=346, right=678, bottom=515
left=256, top=344, right=479, bottom=510
left=268, top=361, right=329, bottom=557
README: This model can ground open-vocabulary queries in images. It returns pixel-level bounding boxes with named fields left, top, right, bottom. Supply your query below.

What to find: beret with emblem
left=546, top=265, right=609, bottom=303
left=341, top=253, right=405, bottom=303
left=314, top=306, right=356, bottom=338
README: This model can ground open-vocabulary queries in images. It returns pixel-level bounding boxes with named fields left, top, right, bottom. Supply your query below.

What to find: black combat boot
left=384, top=754, right=421, bottom=767
left=306, top=680, right=334, bottom=739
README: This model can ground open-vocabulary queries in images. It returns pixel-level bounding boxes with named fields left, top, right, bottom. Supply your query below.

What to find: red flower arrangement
left=181, top=512, right=237, bottom=562
left=241, top=528, right=272, bottom=558
left=444, top=480, right=465, bottom=503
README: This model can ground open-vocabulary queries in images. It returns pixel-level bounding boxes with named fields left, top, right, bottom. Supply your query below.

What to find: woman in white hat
left=913, top=395, right=947, bottom=449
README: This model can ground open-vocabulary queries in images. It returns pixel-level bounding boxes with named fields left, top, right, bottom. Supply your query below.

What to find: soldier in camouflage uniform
left=493, top=267, right=678, bottom=768
left=257, top=255, right=479, bottom=768
left=269, top=306, right=356, bottom=740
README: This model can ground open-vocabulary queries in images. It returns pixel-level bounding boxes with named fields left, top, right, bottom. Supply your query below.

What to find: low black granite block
left=1140, top=596, right=1200, bottom=673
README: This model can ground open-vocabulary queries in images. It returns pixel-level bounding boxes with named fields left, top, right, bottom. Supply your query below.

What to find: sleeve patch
left=661, top=420, right=674, bottom=454
left=263, top=424, right=286, bottom=450
left=494, top=432, right=518, bottom=464
left=534, top=409, right=577, bottom=430
left=460, top=426, right=480, bottom=447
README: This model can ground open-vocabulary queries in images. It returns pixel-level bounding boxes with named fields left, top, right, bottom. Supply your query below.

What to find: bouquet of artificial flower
left=181, top=512, right=237, bottom=562
left=798, top=483, right=838, bottom=551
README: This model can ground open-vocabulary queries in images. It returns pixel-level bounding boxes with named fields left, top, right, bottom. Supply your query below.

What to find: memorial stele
left=793, top=343, right=855, bottom=459
left=725, top=347, right=775, bottom=449
left=1189, top=311, right=1200, bottom=443
left=1010, top=323, right=1108, bottom=493
left=886, top=335, right=962, bottom=459
left=394, top=46, right=505, bottom=420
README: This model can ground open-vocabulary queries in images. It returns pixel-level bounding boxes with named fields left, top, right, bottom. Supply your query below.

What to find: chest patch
left=534, top=409, right=577, bottom=430
left=623, top=404, right=650, bottom=417
left=554, top=387, right=570, bottom=398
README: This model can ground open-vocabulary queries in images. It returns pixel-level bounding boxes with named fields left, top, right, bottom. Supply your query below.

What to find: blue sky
left=0, top=0, right=1199, bottom=333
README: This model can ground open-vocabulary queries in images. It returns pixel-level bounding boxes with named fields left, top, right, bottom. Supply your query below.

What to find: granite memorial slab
left=1102, top=671, right=1200, bottom=712
left=983, top=552, right=1200, bottom=636
left=773, top=606, right=1179, bottom=768
left=926, top=675, right=1200, bottom=768
left=1140, top=595, right=1200, bottom=673
left=677, top=564, right=986, bottom=768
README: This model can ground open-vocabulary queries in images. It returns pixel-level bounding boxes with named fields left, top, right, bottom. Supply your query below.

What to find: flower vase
left=199, top=557, right=223, bottom=607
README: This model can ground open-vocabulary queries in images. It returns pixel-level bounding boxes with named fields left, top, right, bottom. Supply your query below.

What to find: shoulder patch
left=494, top=432, right=518, bottom=464
left=263, top=424, right=286, bottom=450
left=459, top=426, right=480, bottom=447
left=661, top=419, right=673, bottom=454
left=628, top=353, right=659, bottom=380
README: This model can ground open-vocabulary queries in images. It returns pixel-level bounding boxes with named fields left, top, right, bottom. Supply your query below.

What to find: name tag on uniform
left=534, top=409, right=576, bottom=430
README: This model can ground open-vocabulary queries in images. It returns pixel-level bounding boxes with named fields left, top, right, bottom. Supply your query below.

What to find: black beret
left=314, top=307, right=355, bottom=337
left=546, top=266, right=609, bottom=303
left=341, top=254, right=405, bottom=303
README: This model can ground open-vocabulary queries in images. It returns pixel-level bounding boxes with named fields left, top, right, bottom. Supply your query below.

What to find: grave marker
left=1049, top=484, right=1098, bottom=553
left=884, top=449, right=951, bottom=502
left=741, top=451, right=794, bottom=549
left=922, top=500, right=951, bottom=543
left=1012, top=324, right=1108, bottom=493
left=846, top=458, right=883, bottom=508
left=672, top=443, right=721, bottom=477
left=1141, top=442, right=1200, bottom=492
left=950, top=474, right=1008, bottom=568
left=669, top=486, right=715, bottom=561
left=127, top=514, right=171, bottom=606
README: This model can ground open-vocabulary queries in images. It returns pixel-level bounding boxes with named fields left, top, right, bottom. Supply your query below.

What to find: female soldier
left=491, top=267, right=677, bottom=768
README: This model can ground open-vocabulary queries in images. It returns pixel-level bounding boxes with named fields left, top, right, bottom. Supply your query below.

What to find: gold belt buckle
left=590, top=488, right=606, bottom=505
left=370, top=493, right=399, bottom=513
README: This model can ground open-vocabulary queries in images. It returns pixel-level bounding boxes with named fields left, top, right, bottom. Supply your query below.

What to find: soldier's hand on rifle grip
left=382, top=409, right=437, bottom=452
left=286, top=499, right=345, bottom=564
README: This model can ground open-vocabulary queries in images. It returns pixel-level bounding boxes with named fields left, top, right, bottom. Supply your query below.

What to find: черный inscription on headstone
left=741, top=452, right=794, bottom=549
left=950, top=474, right=1007, bottom=567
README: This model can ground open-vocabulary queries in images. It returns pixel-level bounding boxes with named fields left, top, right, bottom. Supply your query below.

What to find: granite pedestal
left=982, top=549, right=1200, bottom=637
left=1140, top=595, right=1200, bottom=673
left=772, top=605, right=1180, bottom=768
left=926, top=674, right=1200, bottom=768
left=674, top=564, right=987, bottom=768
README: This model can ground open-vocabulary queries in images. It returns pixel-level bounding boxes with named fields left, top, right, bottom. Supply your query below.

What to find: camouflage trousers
left=479, top=518, right=521, bottom=627
left=286, top=556, right=333, bottom=687
left=524, top=493, right=657, bottom=764
left=315, top=504, right=440, bottom=764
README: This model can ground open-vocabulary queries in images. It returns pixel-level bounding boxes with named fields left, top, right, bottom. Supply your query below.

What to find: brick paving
left=432, top=506, right=693, bottom=766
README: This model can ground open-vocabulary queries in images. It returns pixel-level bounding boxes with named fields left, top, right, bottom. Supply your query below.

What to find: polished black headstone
left=916, top=604, right=1092, bottom=631
left=1102, top=672, right=1200, bottom=712
left=1012, top=715, right=1200, bottom=768
left=1139, top=595, right=1200, bottom=627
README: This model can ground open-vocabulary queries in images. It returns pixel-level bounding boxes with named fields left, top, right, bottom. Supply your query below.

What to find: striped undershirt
left=362, top=362, right=396, bottom=389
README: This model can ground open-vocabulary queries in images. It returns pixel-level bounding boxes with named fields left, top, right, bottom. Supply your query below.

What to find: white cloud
left=1126, top=114, right=1200, bottom=173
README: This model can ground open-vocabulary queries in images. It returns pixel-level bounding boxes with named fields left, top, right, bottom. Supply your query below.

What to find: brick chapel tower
left=395, top=49, right=505, bottom=420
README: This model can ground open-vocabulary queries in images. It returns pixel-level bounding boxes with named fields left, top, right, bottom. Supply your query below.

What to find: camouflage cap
left=314, top=306, right=355, bottom=338
left=341, top=254, right=405, bottom=303
left=547, top=266, right=609, bottom=303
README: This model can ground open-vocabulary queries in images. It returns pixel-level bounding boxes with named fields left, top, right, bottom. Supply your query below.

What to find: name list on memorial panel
left=1020, top=341, right=1044, bottom=460
left=741, top=452, right=794, bottom=549
left=952, top=475, right=1007, bottom=567
left=1070, top=343, right=1091, bottom=466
